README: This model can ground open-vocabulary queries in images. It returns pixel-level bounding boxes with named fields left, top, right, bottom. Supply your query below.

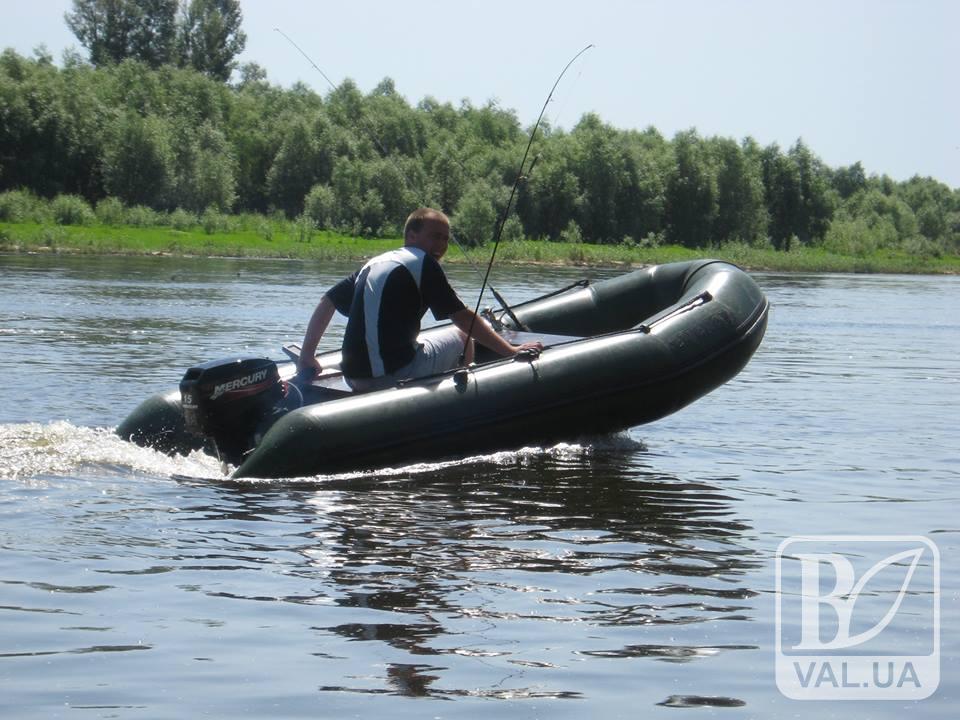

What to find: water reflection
left=179, top=447, right=757, bottom=699
left=658, top=694, right=746, bottom=708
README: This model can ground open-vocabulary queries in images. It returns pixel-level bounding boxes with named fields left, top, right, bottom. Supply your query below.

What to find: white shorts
left=346, top=327, right=466, bottom=392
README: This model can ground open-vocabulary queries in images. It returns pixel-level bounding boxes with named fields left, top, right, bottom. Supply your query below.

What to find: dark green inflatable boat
left=116, top=259, right=768, bottom=479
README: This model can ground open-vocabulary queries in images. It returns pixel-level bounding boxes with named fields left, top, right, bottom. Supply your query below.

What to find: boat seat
left=289, top=330, right=581, bottom=400
left=309, top=371, right=353, bottom=394
left=296, top=369, right=354, bottom=402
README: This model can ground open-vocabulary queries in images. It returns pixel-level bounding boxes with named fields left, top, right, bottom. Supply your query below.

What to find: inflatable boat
left=116, top=259, right=768, bottom=479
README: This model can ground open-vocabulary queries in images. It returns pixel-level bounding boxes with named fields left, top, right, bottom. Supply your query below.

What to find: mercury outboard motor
left=179, top=357, right=286, bottom=467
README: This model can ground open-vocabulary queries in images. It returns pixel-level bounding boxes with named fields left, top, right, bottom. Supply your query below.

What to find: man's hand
left=298, top=296, right=336, bottom=380
left=513, top=340, right=543, bottom=359
left=296, top=355, right=322, bottom=381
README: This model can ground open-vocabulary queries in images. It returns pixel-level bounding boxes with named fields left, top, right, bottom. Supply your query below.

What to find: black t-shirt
left=326, top=247, right=465, bottom=378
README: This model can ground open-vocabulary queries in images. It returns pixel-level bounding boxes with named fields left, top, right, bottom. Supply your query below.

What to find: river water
left=1, top=253, right=957, bottom=718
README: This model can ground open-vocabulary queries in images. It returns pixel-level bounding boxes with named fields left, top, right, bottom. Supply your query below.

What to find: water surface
left=1, top=254, right=957, bottom=718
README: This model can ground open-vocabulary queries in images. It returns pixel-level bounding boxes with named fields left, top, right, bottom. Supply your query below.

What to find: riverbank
left=2, top=220, right=958, bottom=274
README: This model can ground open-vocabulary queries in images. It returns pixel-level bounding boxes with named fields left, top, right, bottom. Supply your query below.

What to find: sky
left=3, top=0, right=959, bottom=188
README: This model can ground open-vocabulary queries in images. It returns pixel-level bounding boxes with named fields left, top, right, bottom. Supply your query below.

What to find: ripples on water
left=2, top=256, right=958, bottom=718
left=1, top=422, right=759, bottom=714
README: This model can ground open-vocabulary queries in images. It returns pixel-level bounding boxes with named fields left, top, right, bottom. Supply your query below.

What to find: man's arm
left=449, top=308, right=542, bottom=357
left=297, top=295, right=336, bottom=377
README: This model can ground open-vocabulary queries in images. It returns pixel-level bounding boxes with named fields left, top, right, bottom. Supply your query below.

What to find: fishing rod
left=460, top=43, right=594, bottom=363
left=448, top=149, right=545, bottom=332
left=274, top=28, right=525, bottom=321
left=447, top=229, right=529, bottom=330
left=274, top=28, right=394, bottom=161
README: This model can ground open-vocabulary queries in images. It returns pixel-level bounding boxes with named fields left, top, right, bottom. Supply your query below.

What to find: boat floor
left=285, top=328, right=582, bottom=400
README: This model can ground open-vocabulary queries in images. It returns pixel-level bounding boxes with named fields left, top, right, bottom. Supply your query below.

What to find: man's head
left=404, top=208, right=450, bottom=260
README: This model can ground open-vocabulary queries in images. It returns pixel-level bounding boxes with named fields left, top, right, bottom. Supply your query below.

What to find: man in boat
left=297, top=207, right=542, bottom=391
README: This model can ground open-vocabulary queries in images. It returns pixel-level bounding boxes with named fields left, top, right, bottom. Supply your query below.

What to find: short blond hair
left=404, top=207, right=449, bottom=239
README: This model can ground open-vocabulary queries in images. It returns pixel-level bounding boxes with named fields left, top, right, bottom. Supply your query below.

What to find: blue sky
left=4, top=0, right=958, bottom=188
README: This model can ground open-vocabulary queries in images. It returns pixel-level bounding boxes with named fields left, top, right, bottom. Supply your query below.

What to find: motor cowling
left=179, top=357, right=284, bottom=467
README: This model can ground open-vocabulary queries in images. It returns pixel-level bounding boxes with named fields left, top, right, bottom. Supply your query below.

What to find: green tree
left=265, top=115, right=337, bottom=216
left=0, top=50, right=106, bottom=198
left=422, top=135, right=467, bottom=214
left=101, top=112, right=175, bottom=207
left=324, top=78, right=365, bottom=132
left=368, top=156, right=418, bottom=231
left=328, top=157, right=365, bottom=230
left=65, top=0, right=179, bottom=68
left=843, top=189, right=919, bottom=241
left=570, top=113, right=628, bottom=243
left=170, top=120, right=236, bottom=211
left=228, top=72, right=322, bottom=211
left=519, top=151, right=581, bottom=240
left=788, top=140, right=835, bottom=244
left=831, top=161, right=867, bottom=200
left=665, top=129, right=717, bottom=247
left=760, top=144, right=802, bottom=250
left=452, top=180, right=498, bottom=247
left=0, top=52, right=55, bottom=193
left=358, top=188, right=386, bottom=235
left=235, top=61, right=267, bottom=90
left=303, top=183, right=336, bottom=228
left=177, top=0, right=246, bottom=82
left=897, top=176, right=957, bottom=242
left=364, top=78, right=427, bottom=157
left=614, top=127, right=671, bottom=243
left=710, top=136, right=768, bottom=244
left=460, top=100, right=521, bottom=147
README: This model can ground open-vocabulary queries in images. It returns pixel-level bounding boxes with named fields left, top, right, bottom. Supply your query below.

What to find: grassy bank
left=2, top=220, right=958, bottom=274
left=0, top=220, right=396, bottom=262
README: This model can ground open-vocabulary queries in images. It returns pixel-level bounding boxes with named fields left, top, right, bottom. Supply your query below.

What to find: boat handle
left=513, top=347, right=541, bottom=362
left=638, top=290, right=713, bottom=333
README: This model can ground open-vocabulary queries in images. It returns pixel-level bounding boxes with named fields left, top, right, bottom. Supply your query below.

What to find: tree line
left=1, top=45, right=958, bottom=256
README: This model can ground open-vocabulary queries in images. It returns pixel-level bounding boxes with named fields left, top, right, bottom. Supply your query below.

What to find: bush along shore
left=1, top=192, right=958, bottom=274
left=4, top=48, right=959, bottom=270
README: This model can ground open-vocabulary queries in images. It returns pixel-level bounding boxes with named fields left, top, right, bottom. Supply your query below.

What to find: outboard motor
left=179, top=357, right=285, bottom=467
